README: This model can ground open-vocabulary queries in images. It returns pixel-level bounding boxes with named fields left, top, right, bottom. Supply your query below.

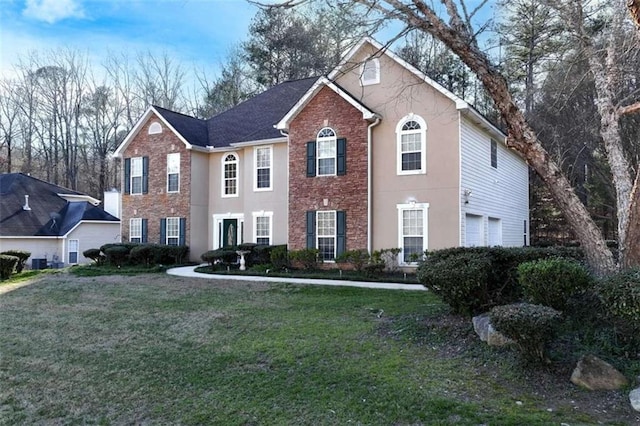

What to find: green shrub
left=130, top=244, right=156, bottom=266
left=269, top=245, right=289, bottom=270
left=418, top=246, right=585, bottom=316
left=336, top=249, right=370, bottom=272
left=201, top=249, right=237, bottom=266
left=82, top=248, right=105, bottom=265
left=0, top=255, right=20, bottom=280
left=152, top=245, right=189, bottom=265
left=289, top=248, right=320, bottom=270
left=0, top=250, right=31, bottom=273
left=598, top=269, right=640, bottom=348
left=518, top=258, right=593, bottom=311
left=104, top=246, right=129, bottom=266
left=371, top=248, right=401, bottom=272
left=418, top=251, right=493, bottom=315
left=490, top=303, right=563, bottom=364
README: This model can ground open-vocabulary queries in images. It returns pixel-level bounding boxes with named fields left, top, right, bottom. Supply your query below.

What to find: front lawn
left=0, top=273, right=636, bottom=424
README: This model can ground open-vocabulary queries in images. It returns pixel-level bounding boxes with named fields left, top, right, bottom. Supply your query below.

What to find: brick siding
left=121, top=116, right=191, bottom=245
left=288, top=86, right=369, bottom=251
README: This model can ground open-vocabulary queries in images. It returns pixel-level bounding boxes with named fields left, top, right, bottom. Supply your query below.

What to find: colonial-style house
left=113, top=38, right=529, bottom=266
left=0, top=173, right=120, bottom=266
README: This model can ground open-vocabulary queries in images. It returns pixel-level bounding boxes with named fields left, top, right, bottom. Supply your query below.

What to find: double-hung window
left=317, top=128, right=336, bottom=176
left=68, top=239, right=79, bottom=264
left=253, top=211, right=273, bottom=245
left=397, top=114, right=427, bottom=175
left=167, top=153, right=180, bottom=192
left=316, top=211, right=336, bottom=261
left=398, top=203, right=428, bottom=264
left=130, top=218, right=142, bottom=243
left=223, top=153, right=239, bottom=197
left=254, top=146, right=272, bottom=190
left=166, top=217, right=180, bottom=246
left=130, top=157, right=143, bottom=194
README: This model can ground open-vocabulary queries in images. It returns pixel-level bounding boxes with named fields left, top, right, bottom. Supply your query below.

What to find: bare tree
left=0, top=79, right=21, bottom=172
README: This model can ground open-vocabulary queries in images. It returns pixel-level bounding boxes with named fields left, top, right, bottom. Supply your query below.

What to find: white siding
left=460, top=117, right=529, bottom=247
left=0, top=238, right=63, bottom=266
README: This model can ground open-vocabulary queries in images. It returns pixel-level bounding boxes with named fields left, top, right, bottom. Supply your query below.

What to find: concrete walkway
left=167, top=265, right=426, bottom=291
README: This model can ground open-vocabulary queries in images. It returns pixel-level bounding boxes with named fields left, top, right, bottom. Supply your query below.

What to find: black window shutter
left=306, top=141, right=316, bottom=177
left=337, top=138, right=347, bottom=176
left=160, top=218, right=167, bottom=244
left=179, top=218, right=186, bottom=246
left=336, top=211, right=346, bottom=256
left=124, top=158, right=131, bottom=194
left=306, top=211, right=316, bottom=249
left=142, top=156, right=149, bottom=194
left=141, top=219, right=148, bottom=243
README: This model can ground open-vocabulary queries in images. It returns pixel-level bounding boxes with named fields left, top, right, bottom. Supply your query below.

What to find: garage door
left=465, top=214, right=483, bottom=247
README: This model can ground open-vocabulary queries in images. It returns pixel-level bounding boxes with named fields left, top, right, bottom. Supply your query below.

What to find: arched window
left=396, top=114, right=427, bottom=175
left=148, top=121, right=162, bottom=135
left=360, top=58, right=380, bottom=86
left=316, top=127, right=336, bottom=176
left=222, top=153, right=239, bottom=197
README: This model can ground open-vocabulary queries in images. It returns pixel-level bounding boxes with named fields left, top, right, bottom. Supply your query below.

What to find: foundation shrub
left=597, top=269, right=640, bottom=349
left=0, top=250, right=31, bottom=273
left=129, top=244, right=156, bottom=266
left=518, top=258, right=593, bottom=311
left=289, top=248, right=320, bottom=270
left=201, top=249, right=237, bottom=266
left=82, top=248, right=105, bottom=265
left=269, top=245, right=289, bottom=270
left=490, top=303, right=563, bottom=364
left=103, top=246, right=130, bottom=266
left=0, top=255, right=19, bottom=280
left=336, top=249, right=370, bottom=272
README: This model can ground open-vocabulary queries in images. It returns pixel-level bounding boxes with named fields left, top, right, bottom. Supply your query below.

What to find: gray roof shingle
left=0, top=173, right=119, bottom=237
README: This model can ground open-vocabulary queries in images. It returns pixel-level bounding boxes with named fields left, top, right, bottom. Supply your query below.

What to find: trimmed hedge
left=336, top=249, right=370, bottom=272
left=98, top=243, right=189, bottom=267
left=490, top=303, right=563, bottom=364
left=201, top=249, right=238, bottom=266
left=417, top=246, right=585, bottom=316
left=289, top=248, right=320, bottom=270
left=598, top=268, right=640, bottom=324
left=0, top=250, right=31, bottom=273
left=82, top=248, right=105, bottom=265
left=269, top=245, right=289, bottom=270
left=518, top=258, right=593, bottom=311
left=0, top=254, right=20, bottom=280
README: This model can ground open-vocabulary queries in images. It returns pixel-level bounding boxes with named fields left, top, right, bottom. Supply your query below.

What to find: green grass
left=0, top=273, right=633, bottom=425
left=70, top=264, right=170, bottom=276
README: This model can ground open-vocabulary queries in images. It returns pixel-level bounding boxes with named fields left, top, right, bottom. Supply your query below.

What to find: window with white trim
left=396, top=115, right=427, bottom=175
left=360, top=58, right=380, bottom=86
left=130, top=156, right=143, bottom=194
left=68, top=239, right=79, bottom=264
left=222, top=153, right=239, bottom=197
left=317, top=210, right=336, bottom=261
left=148, top=122, right=162, bottom=134
left=167, top=153, right=180, bottom=192
left=253, top=211, right=273, bottom=245
left=491, top=139, right=498, bottom=168
left=317, top=128, right=336, bottom=176
left=397, top=203, right=428, bottom=264
left=254, top=146, right=272, bottom=190
left=166, top=217, right=180, bottom=246
left=130, top=218, right=142, bottom=243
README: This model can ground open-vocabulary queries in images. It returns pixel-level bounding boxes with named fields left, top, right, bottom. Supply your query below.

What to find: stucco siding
left=0, top=238, right=63, bottom=266
left=190, top=151, right=210, bottom=260
left=460, top=117, right=529, bottom=247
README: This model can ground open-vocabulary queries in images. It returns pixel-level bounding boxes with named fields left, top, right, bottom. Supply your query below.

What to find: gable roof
left=0, top=173, right=119, bottom=237
left=154, top=106, right=209, bottom=147
left=327, top=37, right=507, bottom=141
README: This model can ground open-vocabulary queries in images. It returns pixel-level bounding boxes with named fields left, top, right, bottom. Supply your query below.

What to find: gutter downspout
left=280, top=129, right=290, bottom=244
left=367, top=118, right=381, bottom=253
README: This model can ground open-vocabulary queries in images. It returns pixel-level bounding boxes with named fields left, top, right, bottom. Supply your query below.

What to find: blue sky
left=0, top=0, right=260, bottom=78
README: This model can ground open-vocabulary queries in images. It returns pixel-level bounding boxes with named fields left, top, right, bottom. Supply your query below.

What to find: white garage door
left=465, top=214, right=483, bottom=247
left=488, top=217, right=502, bottom=246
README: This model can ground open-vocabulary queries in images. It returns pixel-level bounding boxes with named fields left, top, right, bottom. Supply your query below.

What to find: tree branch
left=619, top=101, right=640, bottom=115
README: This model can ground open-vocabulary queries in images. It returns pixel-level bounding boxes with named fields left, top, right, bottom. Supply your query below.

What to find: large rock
left=472, top=313, right=513, bottom=347
left=630, top=387, right=640, bottom=412
left=570, top=355, right=629, bottom=390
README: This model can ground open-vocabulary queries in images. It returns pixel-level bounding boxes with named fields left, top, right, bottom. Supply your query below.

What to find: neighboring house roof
left=0, top=173, right=119, bottom=237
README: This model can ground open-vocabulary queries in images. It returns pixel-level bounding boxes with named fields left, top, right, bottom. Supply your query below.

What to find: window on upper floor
left=148, top=121, right=162, bottom=135
left=254, top=146, right=272, bottom=191
left=396, top=114, right=427, bottom=175
left=306, top=129, right=346, bottom=177
left=491, top=139, right=498, bottom=169
left=360, top=58, right=380, bottom=86
left=128, top=156, right=148, bottom=195
left=167, top=153, right=180, bottom=193
left=398, top=203, right=428, bottom=264
left=222, top=153, right=239, bottom=197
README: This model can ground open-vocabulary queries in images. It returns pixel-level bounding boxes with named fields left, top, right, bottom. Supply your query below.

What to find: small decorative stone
left=570, top=355, right=629, bottom=390
left=630, top=387, right=640, bottom=412
left=472, top=313, right=513, bottom=347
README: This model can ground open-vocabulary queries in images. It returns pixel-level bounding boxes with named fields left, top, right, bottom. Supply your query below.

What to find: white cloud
left=23, top=0, right=84, bottom=24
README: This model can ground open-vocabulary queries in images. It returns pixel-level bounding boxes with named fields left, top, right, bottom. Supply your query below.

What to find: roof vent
left=49, top=212, right=61, bottom=230
left=23, top=194, right=31, bottom=211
